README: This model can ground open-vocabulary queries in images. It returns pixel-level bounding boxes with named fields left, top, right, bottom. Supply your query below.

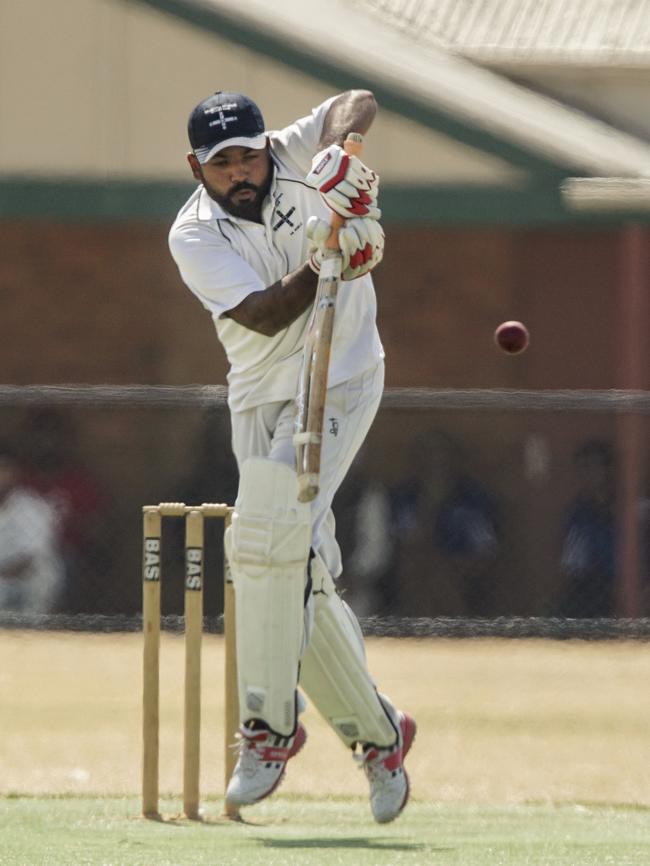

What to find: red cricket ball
left=494, top=320, right=529, bottom=354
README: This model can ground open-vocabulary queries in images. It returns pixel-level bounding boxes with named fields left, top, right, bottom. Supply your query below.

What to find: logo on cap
left=208, top=112, right=239, bottom=131
left=188, top=91, right=266, bottom=163
left=205, top=101, right=239, bottom=131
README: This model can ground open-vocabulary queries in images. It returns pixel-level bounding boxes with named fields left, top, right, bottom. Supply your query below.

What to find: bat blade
left=295, top=251, right=342, bottom=502
left=294, top=132, right=364, bottom=502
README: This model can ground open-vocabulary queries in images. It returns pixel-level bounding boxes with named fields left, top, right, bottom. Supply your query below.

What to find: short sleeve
left=270, top=95, right=339, bottom=176
left=169, top=222, right=265, bottom=319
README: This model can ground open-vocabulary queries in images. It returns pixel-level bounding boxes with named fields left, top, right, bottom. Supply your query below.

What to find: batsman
left=169, top=88, right=416, bottom=823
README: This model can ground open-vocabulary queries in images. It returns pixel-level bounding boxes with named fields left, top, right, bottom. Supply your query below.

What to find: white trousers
left=230, top=361, right=384, bottom=578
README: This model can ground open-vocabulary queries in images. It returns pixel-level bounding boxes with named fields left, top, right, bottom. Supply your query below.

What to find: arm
left=318, top=90, right=377, bottom=149
left=225, top=214, right=385, bottom=336
left=224, top=263, right=318, bottom=337
left=225, top=92, right=378, bottom=337
left=308, top=92, right=380, bottom=220
left=171, top=226, right=318, bottom=338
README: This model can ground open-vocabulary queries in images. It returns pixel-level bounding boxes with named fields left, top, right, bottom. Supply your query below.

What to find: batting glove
left=307, top=216, right=385, bottom=281
left=306, top=144, right=381, bottom=220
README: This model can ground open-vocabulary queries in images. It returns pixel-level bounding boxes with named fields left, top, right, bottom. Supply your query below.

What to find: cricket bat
left=294, top=133, right=364, bottom=503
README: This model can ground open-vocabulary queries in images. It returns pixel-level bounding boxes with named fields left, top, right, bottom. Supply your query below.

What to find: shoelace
left=231, top=730, right=260, bottom=754
left=232, top=729, right=294, bottom=765
left=229, top=730, right=269, bottom=776
left=230, top=730, right=250, bottom=750
left=355, top=746, right=387, bottom=770
left=355, top=741, right=402, bottom=784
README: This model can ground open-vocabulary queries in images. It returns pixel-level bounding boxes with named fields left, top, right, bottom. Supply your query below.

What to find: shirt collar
left=197, top=186, right=229, bottom=221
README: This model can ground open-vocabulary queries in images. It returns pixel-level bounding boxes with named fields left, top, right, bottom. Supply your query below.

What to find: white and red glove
left=306, top=144, right=380, bottom=220
left=307, top=216, right=384, bottom=281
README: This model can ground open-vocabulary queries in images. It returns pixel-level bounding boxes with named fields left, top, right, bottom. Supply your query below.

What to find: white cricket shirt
left=168, top=97, right=384, bottom=412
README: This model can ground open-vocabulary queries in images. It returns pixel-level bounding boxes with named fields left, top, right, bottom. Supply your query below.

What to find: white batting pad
left=299, top=554, right=398, bottom=748
left=226, top=458, right=311, bottom=736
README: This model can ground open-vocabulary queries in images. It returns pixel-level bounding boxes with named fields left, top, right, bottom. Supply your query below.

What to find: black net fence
left=0, top=385, right=649, bottom=636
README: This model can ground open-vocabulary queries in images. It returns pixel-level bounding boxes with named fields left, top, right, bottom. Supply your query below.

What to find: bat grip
left=325, top=133, right=364, bottom=251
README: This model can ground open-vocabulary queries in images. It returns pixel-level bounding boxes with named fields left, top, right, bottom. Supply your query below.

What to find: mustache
left=228, top=181, right=259, bottom=197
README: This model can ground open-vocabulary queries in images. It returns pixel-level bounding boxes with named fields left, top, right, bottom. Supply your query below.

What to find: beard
left=204, top=175, right=272, bottom=222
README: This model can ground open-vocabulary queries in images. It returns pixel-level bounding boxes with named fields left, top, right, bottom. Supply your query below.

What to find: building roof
left=136, top=0, right=650, bottom=176
left=356, top=0, right=650, bottom=67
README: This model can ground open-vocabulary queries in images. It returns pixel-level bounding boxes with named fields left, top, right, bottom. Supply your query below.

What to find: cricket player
left=169, top=89, right=416, bottom=823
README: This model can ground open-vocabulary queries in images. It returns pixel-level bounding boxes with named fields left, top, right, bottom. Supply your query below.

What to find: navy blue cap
left=188, top=91, right=266, bottom=163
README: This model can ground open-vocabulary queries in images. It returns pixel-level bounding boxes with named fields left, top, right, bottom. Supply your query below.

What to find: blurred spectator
left=557, top=439, right=616, bottom=617
left=0, top=440, right=64, bottom=614
left=334, top=446, right=393, bottom=616
left=390, top=429, right=500, bottom=616
left=18, top=408, right=111, bottom=612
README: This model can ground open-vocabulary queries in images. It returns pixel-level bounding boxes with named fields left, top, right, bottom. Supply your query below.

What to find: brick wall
left=1, top=220, right=632, bottom=390
left=1, top=221, right=227, bottom=385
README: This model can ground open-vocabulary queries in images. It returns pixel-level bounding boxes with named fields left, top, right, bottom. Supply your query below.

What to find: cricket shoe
left=360, top=711, right=417, bottom=824
left=225, top=721, right=307, bottom=808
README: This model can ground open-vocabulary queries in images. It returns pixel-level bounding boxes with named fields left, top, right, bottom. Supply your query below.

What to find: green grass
left=1, top=796, right=650, bottom=866
left=4, top=635, right=650, bottom=863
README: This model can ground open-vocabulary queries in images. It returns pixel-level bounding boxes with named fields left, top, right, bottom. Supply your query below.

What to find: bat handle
left=325, top=133, right=364, bottom=251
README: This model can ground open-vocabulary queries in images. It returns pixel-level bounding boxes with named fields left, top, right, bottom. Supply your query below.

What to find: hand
left=306, top=145, right=380, bottom=220
left=307, top=216, right=384, bottom=280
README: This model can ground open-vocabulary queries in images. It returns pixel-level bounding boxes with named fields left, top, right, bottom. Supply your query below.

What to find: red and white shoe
left=360, top=711, right=417, bottom=823
left=225, top=721, right=307, bottom=808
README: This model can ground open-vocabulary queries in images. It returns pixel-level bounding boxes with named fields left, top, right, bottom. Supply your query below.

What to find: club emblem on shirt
left=329, top=417, right=339, bottom=437
left=273, top=206, right=297, bottom=231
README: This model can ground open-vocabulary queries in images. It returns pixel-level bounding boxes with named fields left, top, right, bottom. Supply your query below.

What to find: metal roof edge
left=354, top=0, right=650, bottom=71
left=127, top=0, right=650, bottom=179
left=125, top=0, right=647, bottom=179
